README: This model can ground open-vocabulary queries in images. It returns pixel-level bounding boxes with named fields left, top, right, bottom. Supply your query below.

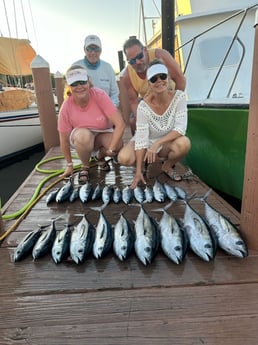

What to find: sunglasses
left=149, top=73, right=168, bottom=84
left=86, top=46, right=101, bottom=52
left=70, top=80, right=88, bottom=87
left=128, top=51, right=144, bottom=65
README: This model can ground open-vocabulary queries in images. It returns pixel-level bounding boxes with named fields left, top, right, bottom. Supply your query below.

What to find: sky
left=0, top=0, right=161, bottom=74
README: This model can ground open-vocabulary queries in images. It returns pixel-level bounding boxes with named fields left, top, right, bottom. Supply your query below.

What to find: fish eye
left=236, top=240, right=244, bottom=245
left=145, top=247, right=151, bottom=253
left=175, top=246, right=182, bottom=252
left=204, top=244, right=212, bottom=249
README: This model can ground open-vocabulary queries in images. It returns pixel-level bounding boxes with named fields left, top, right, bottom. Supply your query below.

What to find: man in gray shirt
left=73, top=34, right=119, bottom=107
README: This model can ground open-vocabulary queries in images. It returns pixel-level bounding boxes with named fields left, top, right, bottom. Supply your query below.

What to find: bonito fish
left=133, top=186, right=145, bottom=203
left=122, top=185, right=133, bottom=204
left=199, top=190, right=248, bottom=257
left=92, top=204, right=113, bottom=259
left=153, top=202, right=187, bottom=264
left=56, top=178, right=73, bottom=203
left=51, top=224, right=72, bottom=264
left=70, top=215, right=95, bottom=264
left=134, top=205, right=159, bottom=265
left=113, top=213, right=134, bottom=261
left=79, top=181, right=93, bottom=203
left=13, top=227, right=43, bottom=262
left=112, top=186, right=122, bottom=204
left=182, top=202, right=216, bottom=262
left=153, top=178, right=166, bottom=202
left=144, top=184, right=154, bottom=203
left=32, top=217, right=59, bottom=260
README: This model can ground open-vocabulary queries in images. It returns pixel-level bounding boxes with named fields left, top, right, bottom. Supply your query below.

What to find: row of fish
left=46, top=177, right=187, bottom=205
left=14, top=192, right=248, bottom=264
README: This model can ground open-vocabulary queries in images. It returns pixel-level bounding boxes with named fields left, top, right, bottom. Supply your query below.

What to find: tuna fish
left=55, top=178, right=73, bottom=203
left=122, top=185, right=133, bottom=204
left=51, top=224, right=72, bottom=264
left=133, top=185, right=145, bottom=203
left=69, top=186, right=80, bottom=202
left=102, top=185, right=113, bottom=204
left=134, top=205, right=159, bottom=265
left=32, top=217, right=59, bottom=260
left=70, top=215, right=95, bottom=264
left=113, top=213, right=134, bottom=261
left=144, top=184, right=154, bottom=203
left=182, top=202, right=216, bottom=262
left=46, top=188, right=60, bottom=205
left=163, top=183, right=178, bottom=202
left=13, top=227, right=43, bottom=262
left=174, top=186, right=187, bottom=200
left=153, top=178, right=166, bottom=202
left=153, top=202, right=187, bottom=264
left=79, top=181, right=93, bottom=203
left=91, top=183, right=103, bottom=201
left=112, top=186, right=122, bottom=204
left=92, top=204, right=113, bottom=259
left=199, top=190, right=248, bottom=257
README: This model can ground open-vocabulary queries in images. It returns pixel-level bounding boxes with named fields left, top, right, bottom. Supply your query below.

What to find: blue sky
left=0, top=0, right=161, bottom=73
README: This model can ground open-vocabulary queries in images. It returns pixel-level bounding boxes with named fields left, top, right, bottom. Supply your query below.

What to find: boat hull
left=184, top=104, right=248, bottom=200
left=0, top=107, right=43, bottom=165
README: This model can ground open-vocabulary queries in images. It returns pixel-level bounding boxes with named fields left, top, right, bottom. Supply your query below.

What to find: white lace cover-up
left=134, top=90, right=188, bottom=150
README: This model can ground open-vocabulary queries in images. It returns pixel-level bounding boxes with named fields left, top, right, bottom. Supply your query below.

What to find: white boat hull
left=0, top=106, right=43, bottom=162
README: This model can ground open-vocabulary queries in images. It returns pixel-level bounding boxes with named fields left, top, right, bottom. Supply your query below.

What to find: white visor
left=147, top=64, right=168, bottom=80
left=66, top=68, right=88, bottom=85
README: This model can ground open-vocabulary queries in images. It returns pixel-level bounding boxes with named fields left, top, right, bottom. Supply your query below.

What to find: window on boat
left=199, top=37, right=240, bottom=68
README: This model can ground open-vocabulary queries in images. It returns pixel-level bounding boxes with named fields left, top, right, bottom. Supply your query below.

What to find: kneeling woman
left=118, top=59, right=191, bottom=189
left=58, top=65, right=125, bottom=182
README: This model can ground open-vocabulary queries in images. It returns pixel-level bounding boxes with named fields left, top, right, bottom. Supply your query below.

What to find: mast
left=161, top=0, right=175, bottom=56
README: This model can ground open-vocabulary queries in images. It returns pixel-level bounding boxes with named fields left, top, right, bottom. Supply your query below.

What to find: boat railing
left=176, top=3, right=258, bottom=99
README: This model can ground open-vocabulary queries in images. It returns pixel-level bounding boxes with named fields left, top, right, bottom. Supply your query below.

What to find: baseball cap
left=84, top=35, right=102, bottom=48
left=66, top=67, right=88, bottom=86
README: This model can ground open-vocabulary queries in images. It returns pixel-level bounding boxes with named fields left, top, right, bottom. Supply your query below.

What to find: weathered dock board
left=0, top=128, right=257, bottom=344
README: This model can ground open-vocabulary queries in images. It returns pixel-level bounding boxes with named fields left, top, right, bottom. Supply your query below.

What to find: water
left=0, top=148, right=45, bottom=206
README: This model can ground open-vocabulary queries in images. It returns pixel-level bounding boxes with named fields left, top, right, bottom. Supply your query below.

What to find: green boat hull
left=184, top=105, right=249, bottom=201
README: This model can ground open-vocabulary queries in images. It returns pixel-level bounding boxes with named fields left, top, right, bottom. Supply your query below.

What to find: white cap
left=66, top=68, right=88, bottom=85
left=147, top=64, right=168, bottom=80
left=84, top=34, right=102, bottom=48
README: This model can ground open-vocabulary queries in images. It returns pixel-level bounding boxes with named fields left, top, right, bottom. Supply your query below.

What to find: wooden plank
left=0, top=247, right=257, bottom=296
left=0, top=284, right=258, bottom=344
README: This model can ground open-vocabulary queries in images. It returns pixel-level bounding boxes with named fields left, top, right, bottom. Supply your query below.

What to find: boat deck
left=1, top=127, right=258, bottom=345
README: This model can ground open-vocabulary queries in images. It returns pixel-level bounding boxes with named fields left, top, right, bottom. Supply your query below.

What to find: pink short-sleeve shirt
left=58, top=87, right=117, bottom=133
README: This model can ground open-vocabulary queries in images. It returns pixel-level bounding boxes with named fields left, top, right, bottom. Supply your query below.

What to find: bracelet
left=67, top=162, right=73, bottom=167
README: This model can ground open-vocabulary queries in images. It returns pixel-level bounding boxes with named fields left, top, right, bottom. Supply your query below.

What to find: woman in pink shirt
left=58, top=65, right=125, bottom=183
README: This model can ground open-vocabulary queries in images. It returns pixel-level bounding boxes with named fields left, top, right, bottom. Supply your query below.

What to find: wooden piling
left=54, top=71, right=65, bottom=110
left=31, top=55, right=59, bottom=152
left=240, top=10, right=258, bottom=249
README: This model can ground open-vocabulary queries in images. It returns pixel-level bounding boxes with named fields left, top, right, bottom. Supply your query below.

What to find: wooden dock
left=1, top=127, right=258, bottom=344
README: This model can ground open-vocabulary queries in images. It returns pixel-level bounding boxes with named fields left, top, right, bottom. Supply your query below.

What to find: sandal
left=163, top=169, right=182, bottom=182
left=92, top=156, right=111, bottom=171
left=78, top=167, right=89, bottom=183
left=162, top=163, right=182, bottom=182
